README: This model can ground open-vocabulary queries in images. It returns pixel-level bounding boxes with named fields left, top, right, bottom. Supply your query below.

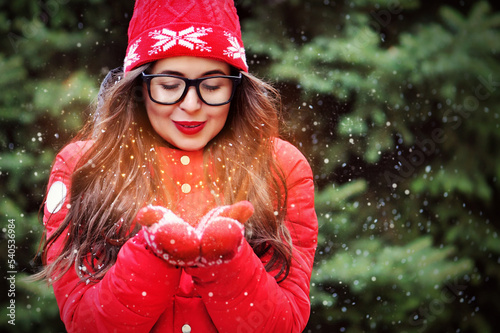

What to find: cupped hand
left=134, top=201, right=254, bottom=266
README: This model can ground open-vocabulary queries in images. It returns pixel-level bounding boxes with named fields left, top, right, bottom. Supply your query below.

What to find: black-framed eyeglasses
left=142, top=72, right=242, bottom=106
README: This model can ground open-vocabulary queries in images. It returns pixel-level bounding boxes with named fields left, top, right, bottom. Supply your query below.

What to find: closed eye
left=161, top=83, right=181, bottom=90
left=201, top=83, right=221, bottom=91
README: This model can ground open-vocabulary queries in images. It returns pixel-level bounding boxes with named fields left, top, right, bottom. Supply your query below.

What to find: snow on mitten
left=135, top=205, right=200, bottom=266
left=196, top=201, right=254, bottom=265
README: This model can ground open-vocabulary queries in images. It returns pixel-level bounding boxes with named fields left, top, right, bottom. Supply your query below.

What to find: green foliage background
left=1, top=0, right=499, bottom=332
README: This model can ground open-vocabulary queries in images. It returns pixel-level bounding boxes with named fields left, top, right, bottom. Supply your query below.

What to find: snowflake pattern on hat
left=223, top=31, right=246, bottom=66
left=148, top=27, right=213, bottom=55
left=124, top=38, right=141, bottom=70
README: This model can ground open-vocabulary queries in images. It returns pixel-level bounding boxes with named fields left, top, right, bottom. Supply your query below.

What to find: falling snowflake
left=223, top=32, right=246, bottom=66
left=124, top=38, right=141, bottom=69
left=148, top=27, right=213, bottom=55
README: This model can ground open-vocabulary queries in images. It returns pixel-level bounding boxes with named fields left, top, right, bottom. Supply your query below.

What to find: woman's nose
left=179, top=86, right=202, bottom=112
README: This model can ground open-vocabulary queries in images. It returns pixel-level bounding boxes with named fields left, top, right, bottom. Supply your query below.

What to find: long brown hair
left=37, top=64, right=292, bottom=283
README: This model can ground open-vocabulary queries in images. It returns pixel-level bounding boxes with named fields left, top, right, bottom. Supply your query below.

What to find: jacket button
left=181, top=324, right=191, bottom=333
left=180, top=155, right=190, bottom=165
left=181, top=183, right=191, bottom=193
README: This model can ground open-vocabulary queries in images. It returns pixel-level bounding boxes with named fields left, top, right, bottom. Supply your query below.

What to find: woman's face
left=143, top=56, right=232, bottom=151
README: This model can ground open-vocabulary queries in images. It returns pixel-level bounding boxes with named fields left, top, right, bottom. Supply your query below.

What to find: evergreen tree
left=240, top=0, right=500, bottom=331
left=1, top=1, right=133, bottom=331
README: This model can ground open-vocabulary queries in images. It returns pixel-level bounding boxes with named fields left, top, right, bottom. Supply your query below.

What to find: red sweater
left=43, top=138, right=318, bottom=332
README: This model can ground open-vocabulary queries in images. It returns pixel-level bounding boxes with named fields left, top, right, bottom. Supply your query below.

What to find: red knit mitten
left=135, top=205, right=200, bottom=266
left=196, top=201, right=254, bottom=265
left=135, top=201, right=254, bottom=266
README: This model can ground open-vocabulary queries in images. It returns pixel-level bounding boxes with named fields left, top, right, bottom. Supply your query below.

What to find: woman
left=37, top=0, right=318, bottom=332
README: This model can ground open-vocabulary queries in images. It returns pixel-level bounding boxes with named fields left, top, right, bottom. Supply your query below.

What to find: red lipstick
left=173, top=121, right=206, bottom=135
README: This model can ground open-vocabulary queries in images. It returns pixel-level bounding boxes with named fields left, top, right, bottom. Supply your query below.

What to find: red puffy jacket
left=43, top=138, right=318, bottom=332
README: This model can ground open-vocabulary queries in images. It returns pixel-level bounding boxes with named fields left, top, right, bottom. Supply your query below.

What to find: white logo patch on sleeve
left=46, top=181, right=67, bottom=214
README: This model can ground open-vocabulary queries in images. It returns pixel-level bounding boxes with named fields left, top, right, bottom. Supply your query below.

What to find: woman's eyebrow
left=157, top=70, right=184, bottom=76
left=155, top=69, right=228, bottom=76
left=201, top=69, right=227, bottom=76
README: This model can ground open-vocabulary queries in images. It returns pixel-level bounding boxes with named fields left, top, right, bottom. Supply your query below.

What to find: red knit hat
left=123, top=0, right=248, bottom=74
